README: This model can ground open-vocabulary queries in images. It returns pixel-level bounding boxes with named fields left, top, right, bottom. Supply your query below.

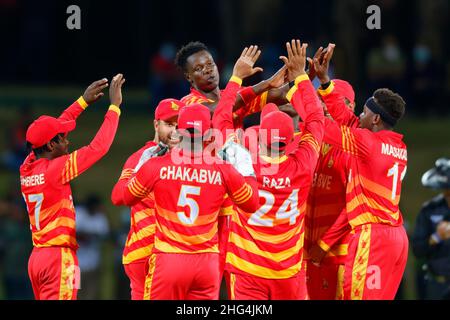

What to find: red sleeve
left=212, top=77, right=243, bottom=141
left=233, top=90, right=269, bottom=128
left=60, top=106, right=120, bottom=184
left=322, top=118, right=373, bottom=159
left=317, top=208, right=351, bottom=253
left=219, top=163, right=259, bottom=213
left=219, top=195, right=235, bottom=217
left=111, top=149, right=144, bottom=206
left=318, top=81, right=359, bottom=128
left=58, top=96, right=89, bottom=122
left=286, top=74, right=325, bottom=176
left=122, top=157, right=160, bottom=206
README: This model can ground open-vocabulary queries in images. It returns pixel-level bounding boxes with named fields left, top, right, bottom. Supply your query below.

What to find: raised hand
left=264, top=65, right=288, bottom=89
left=232, top=45, right=263, bottom=80
left=109, top=73, right=126, bottom=107
left=306, top=46, right=325, bottom=80
left=311, top=43, right=335, bottom=84
left=82, top=78, right=109, bottom=104
left=279, top=39, right=308, bottom=82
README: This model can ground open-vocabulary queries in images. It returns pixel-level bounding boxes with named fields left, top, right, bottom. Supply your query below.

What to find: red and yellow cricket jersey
left=181, top=86, right=268, bottom=127
left=20, top=98, right=121, bottom=249
left=304, top=143, right=352, bottom=265
left=225, top=74, right=325, bottom=279
left=322, top=118, right=407, bottom=231
left=122, top=149, right=259, bottom=254
left=111, top=141, right=157, bottom=265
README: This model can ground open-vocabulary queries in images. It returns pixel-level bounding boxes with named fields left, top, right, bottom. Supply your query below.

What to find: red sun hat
left=260, top=103, right=279, bottom=121
left=259, top=111, right=294, bottom=150
left=155, top=98, right=185, bottom=121
left=332, top=79, right=355, bottom=104
left=177, top=103, right=211, bottom=137
left=26, top=115, right=76, bottom=148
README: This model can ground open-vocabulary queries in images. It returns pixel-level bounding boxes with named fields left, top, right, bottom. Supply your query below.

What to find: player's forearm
left=318, top=81, right=358, bottom=127
left=235, top=177, right=259, bottom=213
left=111, top=178, right=128, bottom=206
left=288, top=75, right=325, bottom=144
left=318, top=208, right=351, bottom=252
left=212, top=76, right=242, bottom=135
left=73, top=105, right=121, bottom=177
left=58, top=96, right=89, bottom=122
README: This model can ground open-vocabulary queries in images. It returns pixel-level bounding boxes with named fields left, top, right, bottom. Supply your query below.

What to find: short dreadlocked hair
left=373, top=88, right=406, bottom=126
left=175, top=41, right=210, bottom=73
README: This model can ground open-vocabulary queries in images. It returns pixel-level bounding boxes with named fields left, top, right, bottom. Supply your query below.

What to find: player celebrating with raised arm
left=119, top=51, right=266, bottom=299
left=309, top=44, right=409, bottom=300
left=111, top=98, right=184, bottom=300
left=214, top=40, right=325, bottom=300
left=175, top=41, right=289, bottom=127
left=21, top=74, right=125, bottom=300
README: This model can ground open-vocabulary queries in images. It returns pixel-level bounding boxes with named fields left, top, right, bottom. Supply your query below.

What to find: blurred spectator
left=409, top=41, right=442, bottom=115
left=412, top=158, right=450, bottom=300
left=75, top=194, right=110, bottom=300
left=149, top=42, right=189, bottom=105
left=367, top=35, right=406, bottom=95
left=0, top=187, right=33, bottom=300
left=1, top=105, right=33, bottom=171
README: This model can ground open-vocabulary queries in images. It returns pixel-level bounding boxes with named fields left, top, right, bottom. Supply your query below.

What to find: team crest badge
left=321, top=143, right=331, bottom=156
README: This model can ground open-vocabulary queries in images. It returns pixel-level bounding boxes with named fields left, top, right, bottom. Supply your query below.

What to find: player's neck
left=196, top=86, right=220, bottom=100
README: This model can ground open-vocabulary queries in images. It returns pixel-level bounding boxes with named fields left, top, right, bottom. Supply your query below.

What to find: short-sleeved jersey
left=112, top=141, right=158, bottom=264
left=225, top=75, right=325, bottom=279
left=20, top=99, right=120, bottom=249
left=122, top=149, right=259, bottom=254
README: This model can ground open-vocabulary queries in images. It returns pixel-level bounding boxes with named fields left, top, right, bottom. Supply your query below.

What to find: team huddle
left=19, top=39, right=408, bottom=300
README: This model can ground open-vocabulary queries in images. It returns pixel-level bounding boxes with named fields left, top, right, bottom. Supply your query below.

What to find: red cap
left=259, top=111, right=294, bottom=150
left=177, top=103, right=211, bottom=137
left=260, top=103, right=279, bottom=121
left=26, top=116, right=76, bottom=148
left=332, top=79, right=355, bottom=104
left=155, top=98, right=184, bottom=121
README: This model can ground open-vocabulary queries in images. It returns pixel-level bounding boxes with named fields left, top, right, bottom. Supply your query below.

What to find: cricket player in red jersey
left=120, top=56, right=263, bottom=299
left=213, top=40, right=325, bottom=300
left=20, top=74, right=125, bottom=300
left=111, top=98, right=184, bottom=299
left=175, top=41, right=289, bottom=127
left=308, top=45, right=408, bottom=300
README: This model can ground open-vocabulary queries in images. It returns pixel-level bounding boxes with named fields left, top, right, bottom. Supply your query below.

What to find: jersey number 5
left=22, top=193, right=44, bottom=230
left=177, top=185, right=201, bottom=225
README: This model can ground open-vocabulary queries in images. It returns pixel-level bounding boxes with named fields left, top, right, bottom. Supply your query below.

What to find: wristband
left=238, top=86, right=257, bottom=105
left=77, top=96, right=89, bottom=109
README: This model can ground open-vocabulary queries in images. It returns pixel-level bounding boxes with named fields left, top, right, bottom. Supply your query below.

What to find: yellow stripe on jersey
left=229, top=231, right=302, bottom=262
left=348, top=212, right=394, bottom=228
left=157, top=220, right=217, bottom=246
left=347, top=193, right=400, bottom=220
left=300, top=133, right=320, bottom=154
left=351, top=225, right=371, bottom=300
left=234, top=185, right=253, bottom=204
left=123, top=246, right=153, bottom=265
left=128, top=177, right=148, bottom=198
left=133, top=209, right=154, bottom=224
left=336, top=264, right=345, bottom=300
left=156, top=205, right=217, bottom=226
left=347, top=174, right=400, bottom=204
left=231, top=213, right=303, bottom=244
left=154, top=238, right=219, bottom=254
left=226, top=252, right=302, bottom=279
left=125, top=224, right=155, bottom=248
left=120, top=168, right=134, bottom=180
